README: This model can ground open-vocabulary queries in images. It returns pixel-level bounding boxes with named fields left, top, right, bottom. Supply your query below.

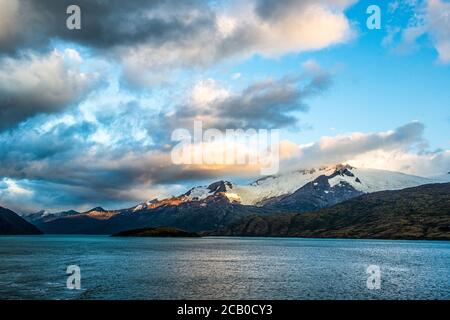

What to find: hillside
left=209, top=183, right=450, bottom=240
left=0, top=206, right=43, bottom=235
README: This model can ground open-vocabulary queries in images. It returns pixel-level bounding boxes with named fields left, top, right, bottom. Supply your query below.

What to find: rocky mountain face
left=0, top=206, right=42, bottom=235
left=209, top=183, right=450, bottom=240
left=262, top=166, right=364, bottom=212
left=37, top=181, right=279, bottom=234
left=130, top=180, right=239, bottom=213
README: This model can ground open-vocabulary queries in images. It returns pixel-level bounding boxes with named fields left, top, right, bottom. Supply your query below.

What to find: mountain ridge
left=22, top=165, right=448, bottom=235
left=0, top=206, right=43, bottom=235
left=208, top=183, right=450, bottom=240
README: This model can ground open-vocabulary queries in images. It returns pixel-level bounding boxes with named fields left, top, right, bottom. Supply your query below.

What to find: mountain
left=209, top=183, right=450, bottom=240
left=234, top=164, right=436, bottom=205
left=261, top=165, right=364, bottom=212
left=0, top=206, right=43, bottom=235
left=23, top=209, right=80, bottom=224
left=38, top=181, right=277, bottom=234
left=31, top=166, right=445, bottom=235
left=130, top=180, right=240, bottom=212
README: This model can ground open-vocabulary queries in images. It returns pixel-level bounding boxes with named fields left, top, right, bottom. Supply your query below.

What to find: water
left=0, top=235, right=448, bottom=300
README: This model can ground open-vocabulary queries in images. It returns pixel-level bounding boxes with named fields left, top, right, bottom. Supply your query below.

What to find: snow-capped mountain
left=130, top=164, right=438, bottom=211
left=131, top=180, right=240, bottom=212
left=27, top=164, right=446, bottom=235
left=261, top=165, right=365, bottom=212
left=234, top=164, right=437, bottom=205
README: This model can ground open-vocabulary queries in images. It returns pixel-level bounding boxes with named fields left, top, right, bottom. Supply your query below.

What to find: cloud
left=385, top=0, right=450, bottom=63
left=251, top=0, right=355, bottom=55
left=282, top=122, right=426, bottom=167
left=426, top=0, right=450, bottom=63
left=348, top=149, right=450, bottom=177
left=0, top=0, right=212, bottom=51
left=0, top=49, right=101, bottom=130
left=0, top=0, right=355, bottom=85
left=280, top=122, right=449, bottom=177
left=121, top=0, right=355, bottom=85
left=0, top=0, right=20, bottom=51
left=160, top=66, right=333, bottom=138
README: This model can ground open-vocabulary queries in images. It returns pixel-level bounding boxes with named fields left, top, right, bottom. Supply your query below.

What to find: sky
left=0, top=0, right=449, bottom=213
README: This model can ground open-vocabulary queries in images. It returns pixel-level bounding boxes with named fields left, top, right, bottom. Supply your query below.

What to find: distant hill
left=0, top=206, right=42, bottom=235
left=112, top=227, right=200, bottom=237
left=209, top=183, right=450, bottom=240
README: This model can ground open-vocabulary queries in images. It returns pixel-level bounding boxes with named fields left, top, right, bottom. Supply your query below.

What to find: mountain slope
left=0, top=206, right=43, bottom=235
left=210, top=183, right=450, bottom=240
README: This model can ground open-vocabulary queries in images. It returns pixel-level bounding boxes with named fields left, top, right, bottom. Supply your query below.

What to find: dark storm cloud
left=0, top=0, right=354, bottom=87
left=255, top=0, right=312, bottom=20
left=0, top=0, right=215, bottom=53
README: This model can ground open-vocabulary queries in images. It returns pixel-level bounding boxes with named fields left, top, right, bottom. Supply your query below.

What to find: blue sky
left=0, top=0, right=449, bottom=213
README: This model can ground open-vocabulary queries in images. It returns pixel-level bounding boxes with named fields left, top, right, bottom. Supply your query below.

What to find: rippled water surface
left=0, top=236, right=449, bottom=299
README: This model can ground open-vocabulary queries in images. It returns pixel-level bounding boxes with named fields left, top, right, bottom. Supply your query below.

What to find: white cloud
left=278, top=122, right=449, bottom=177
left=386, top=0, right=450, bottom=63
left=426, top=0, right=450, bottom=63
left=348, top=149, right=450, bottom=177
left=190, top=79, right=230, bottom=108
left=247, top=2, right=354, bottom=56
left=120, top=0, right=355, bottom=86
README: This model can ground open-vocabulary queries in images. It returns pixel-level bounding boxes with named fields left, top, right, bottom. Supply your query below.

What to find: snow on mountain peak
left=132, top=180, right=240, bottom=212
left=131, top=164, right=439, bottom=211
left=235, top=164, right=437, bottom=205
left=185, top=180, right=239, bottom=202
